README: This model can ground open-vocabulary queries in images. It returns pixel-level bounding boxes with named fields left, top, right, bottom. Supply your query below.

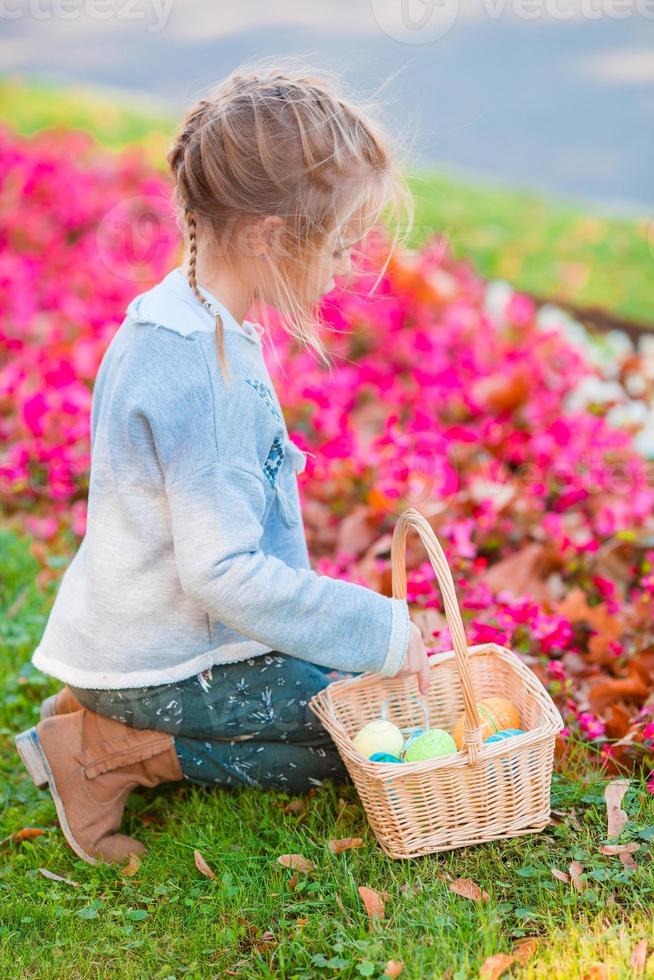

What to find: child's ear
left=259, top=215, right=285, bottom=258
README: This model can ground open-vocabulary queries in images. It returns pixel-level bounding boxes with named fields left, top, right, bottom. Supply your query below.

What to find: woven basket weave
left=309, top=508, right=564, bottom=859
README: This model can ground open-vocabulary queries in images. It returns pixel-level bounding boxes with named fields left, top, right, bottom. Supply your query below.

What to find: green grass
left=2, top=76, right=652, bottom=324
left=407, top=173, right=653, bottom=325
left=2, top=528, right=654, bottom=978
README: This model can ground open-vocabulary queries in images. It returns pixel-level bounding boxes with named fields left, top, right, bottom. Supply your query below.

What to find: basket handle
left=391, top=507, right=482, bottom=765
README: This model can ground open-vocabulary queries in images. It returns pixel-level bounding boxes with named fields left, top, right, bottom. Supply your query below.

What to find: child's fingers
left=418, top=655, right=430, bottom=695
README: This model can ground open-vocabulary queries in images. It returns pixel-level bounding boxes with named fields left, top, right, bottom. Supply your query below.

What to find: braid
left=184, top=205, right=230, bottom=384
left=168, top=105, right=232, bottom=385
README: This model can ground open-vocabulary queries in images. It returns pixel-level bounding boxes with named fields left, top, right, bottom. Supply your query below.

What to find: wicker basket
left=309, top=508, right=564, bottom=859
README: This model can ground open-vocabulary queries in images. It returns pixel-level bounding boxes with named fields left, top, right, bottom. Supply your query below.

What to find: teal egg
left=484, top=728, right=524, bottom=744
left=369, top=752, right=402, bottom=764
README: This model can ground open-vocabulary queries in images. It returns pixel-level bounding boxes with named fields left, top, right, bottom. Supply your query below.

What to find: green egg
left=404, top=728, right=457, bottom=763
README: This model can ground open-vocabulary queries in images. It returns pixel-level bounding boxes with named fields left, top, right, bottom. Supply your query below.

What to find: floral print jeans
left=69, top=654, right=357, bottom=794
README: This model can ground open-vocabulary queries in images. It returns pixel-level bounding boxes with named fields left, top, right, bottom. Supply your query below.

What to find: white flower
left=484, top=280, right=513, bottom=325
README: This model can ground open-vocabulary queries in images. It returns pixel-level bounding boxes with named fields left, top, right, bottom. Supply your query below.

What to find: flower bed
left=1, top=126, right=653, bottom=781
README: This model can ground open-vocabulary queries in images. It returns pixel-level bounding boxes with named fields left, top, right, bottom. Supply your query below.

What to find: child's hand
left=396, top=620, right=430, bottom=696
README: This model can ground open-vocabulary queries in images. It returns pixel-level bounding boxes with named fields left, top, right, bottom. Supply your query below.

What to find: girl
left=15, top=61, right=429, bottom=867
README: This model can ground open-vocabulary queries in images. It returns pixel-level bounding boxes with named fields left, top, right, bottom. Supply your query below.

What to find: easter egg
left=484, top=728, right=525, bottom=745
left=402, top=730, right=425, bottom=756
left=369, top=752, right=403, bottom=764
left=453, top=697, right=522, bottom=749
left=353, top=719, right=404, bottom=759
left=403, top=728, right=457, bottom=763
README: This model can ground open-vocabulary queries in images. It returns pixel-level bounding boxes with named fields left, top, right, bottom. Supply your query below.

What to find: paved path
left=1, top=0, right=652, bottom=208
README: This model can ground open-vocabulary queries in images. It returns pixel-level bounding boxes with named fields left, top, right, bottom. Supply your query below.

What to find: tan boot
left=15, top=709, right=183, bottom=866
left=40, top=686, right=84, bottom=720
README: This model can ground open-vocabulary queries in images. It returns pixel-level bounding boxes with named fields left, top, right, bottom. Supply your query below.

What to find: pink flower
left=578, top=712, right=606, bottom=740
left=547, top=659, right=566, bottom=681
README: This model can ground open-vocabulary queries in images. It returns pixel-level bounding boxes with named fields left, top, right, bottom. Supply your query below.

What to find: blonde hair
left=167, top=58, right=414, bottom=379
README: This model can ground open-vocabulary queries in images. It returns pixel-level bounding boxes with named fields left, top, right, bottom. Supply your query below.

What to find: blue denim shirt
left=32, top=268, right=410, bottom=689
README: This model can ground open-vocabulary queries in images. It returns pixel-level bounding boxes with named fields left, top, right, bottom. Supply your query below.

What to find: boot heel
left=15, top=728, right=50, bottom=788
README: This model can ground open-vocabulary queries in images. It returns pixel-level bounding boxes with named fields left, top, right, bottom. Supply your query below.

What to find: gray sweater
left=32, top=268, right=410, bottom=689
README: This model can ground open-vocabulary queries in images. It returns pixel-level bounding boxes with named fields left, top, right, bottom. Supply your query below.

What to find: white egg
left=353, top=719, right=404, bottom=759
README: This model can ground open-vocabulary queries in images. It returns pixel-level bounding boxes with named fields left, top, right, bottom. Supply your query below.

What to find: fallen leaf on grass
left=620, top=851, right=639, bottom=871
left=604, top=779, right=630, bottom=839
left=328, top=837, right=363, bottom=854
left=449, top=877, right=489, bottom=902
left=569, top=861, right=586, bottom=893
left=0, top=827, right=45, bottom=847
left=358, top=886, right=385, bottom=924
left=552, top=868, right=571, bottom=883
left=384, top=962, right=404, bottom=977
left=282, top=799, right=305, bottom=815
left=599, top=843, right=640, bottom=857
left=550, top=807, right=582, bottom=828
left=480, top=953, right=516, bottom=979
left=630, top=939, right=648, bottom=976
left=38, top=868, right=79, bottom=887
left=194, top=849, right=217, bottom=880
left=122, top=854, right=141, bottom=877
left=277, top=854, right=315, bottom=873
left=513, top=937, right=538, bottom=964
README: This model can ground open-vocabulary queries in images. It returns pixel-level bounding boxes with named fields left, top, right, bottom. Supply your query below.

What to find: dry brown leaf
left=384, top=962, right=404, bottom=978
left=335, top=505, right=377, bottom=555
left=620, top=851, right=639, bottom=871
left=480, top=953, right=516, bottom=980
left=0, top=827, right=46, bottom=846
left=282, top=799, right=306, bottom=815
left=194, top=849, right=217, bottom=881
left=630, top=939, right=648, bottom=976
left=122, top=853, right=142, bottom=877
left=588, top=670, right=650, bottom=714
left=585, top=604, right=623, bottom=642
left=38, top=868, right=79, bottom=887
left=569, top=860, right=586, bottom=893
left=328, top=837, right=364, bottom=855
left=603, top=703, right=632, bottom=741
left=449, top=877, right=490, bottom=902
left=599, top=843, right=640, bottom=857
left=552, top=868, right=571, bottom=883
left=484, top=542, right=553, bottom=603
left=358, top=886, right=386, bottom=924
left=288, top=872, right=298, bottom=892
left=513, top=937, right=538, bottom=964
left=604, top=779, right=630, bottom=839
left=557, top=588, right=593, bottom=623
left=277, top=854, right=315, bottom=873
left=472, top=370, right=530, bottom=413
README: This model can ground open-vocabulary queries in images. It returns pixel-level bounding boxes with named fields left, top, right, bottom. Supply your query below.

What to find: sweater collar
left=126, top=267, right=263, bottom=345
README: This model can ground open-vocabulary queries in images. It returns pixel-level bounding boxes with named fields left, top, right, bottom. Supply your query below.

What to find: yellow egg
left=453, top=697, right=521, bottom=749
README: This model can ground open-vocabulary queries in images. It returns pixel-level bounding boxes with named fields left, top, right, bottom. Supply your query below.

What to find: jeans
left=69, top=654, right=356, bottom=794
